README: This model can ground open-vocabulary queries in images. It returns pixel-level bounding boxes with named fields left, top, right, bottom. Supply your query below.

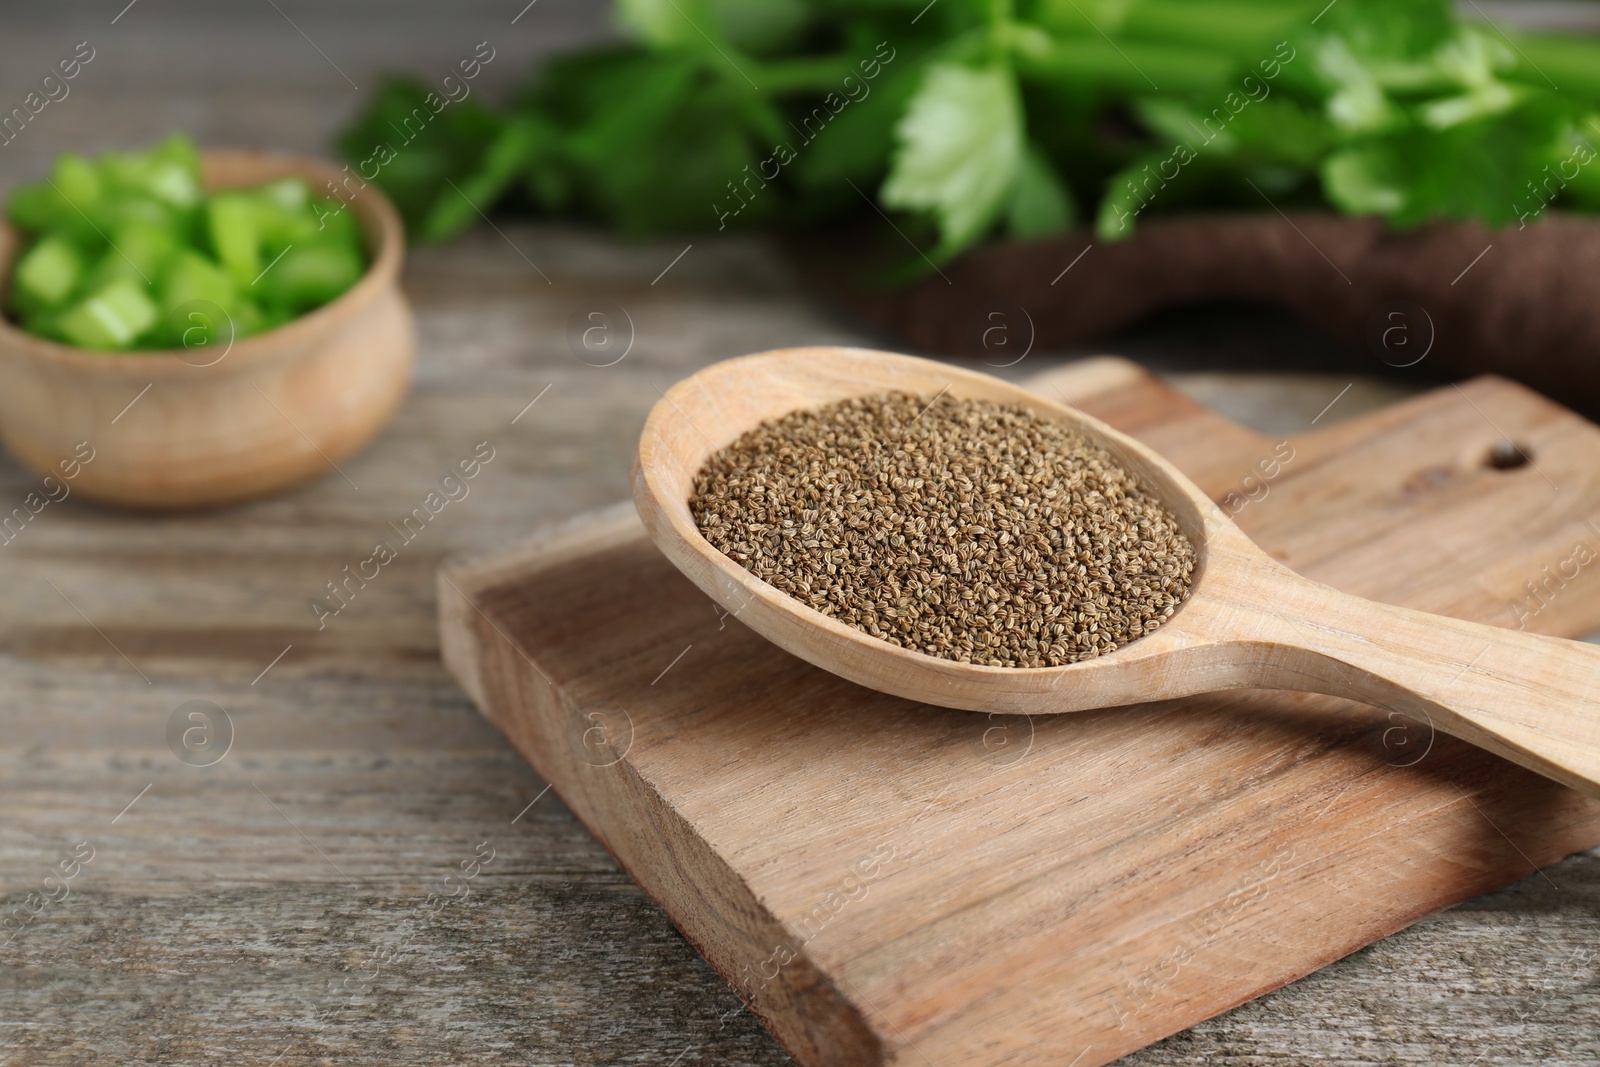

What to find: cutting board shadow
left=440, top=357, right=1600, bottom=1067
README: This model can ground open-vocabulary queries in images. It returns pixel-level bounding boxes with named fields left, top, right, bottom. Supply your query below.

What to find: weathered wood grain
left=0, top=2, right=1595, bottom=1065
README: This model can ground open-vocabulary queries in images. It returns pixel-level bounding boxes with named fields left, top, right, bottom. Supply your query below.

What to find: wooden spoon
left=633, top=347, right=1600, bottom=798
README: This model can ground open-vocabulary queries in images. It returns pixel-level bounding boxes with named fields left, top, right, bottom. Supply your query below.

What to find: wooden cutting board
left=438, top=358, right=1600, bottom=1067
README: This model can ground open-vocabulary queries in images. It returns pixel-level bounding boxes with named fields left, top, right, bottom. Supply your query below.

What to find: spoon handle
left=1261, top=579, right=1600, bottom=798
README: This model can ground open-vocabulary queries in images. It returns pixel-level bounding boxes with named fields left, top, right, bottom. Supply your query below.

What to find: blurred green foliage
left=339, top=0, right=1600, bottom=267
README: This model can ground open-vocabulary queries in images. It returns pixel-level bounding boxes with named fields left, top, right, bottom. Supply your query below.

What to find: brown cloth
left=794, top=212, right=1600, bottom=411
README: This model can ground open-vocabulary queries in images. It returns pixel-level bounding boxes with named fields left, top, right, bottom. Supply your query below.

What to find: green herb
left=338, top=0, right=1600, bottom=268
left=5, top=135, right=367, bottom=350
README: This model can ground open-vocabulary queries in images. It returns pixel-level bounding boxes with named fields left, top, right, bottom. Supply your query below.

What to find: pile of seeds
left=690, top=391, right=1196, bottom=668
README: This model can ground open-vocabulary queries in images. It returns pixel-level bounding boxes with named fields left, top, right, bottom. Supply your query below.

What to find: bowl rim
left=0, top=146, right=405, bottom=374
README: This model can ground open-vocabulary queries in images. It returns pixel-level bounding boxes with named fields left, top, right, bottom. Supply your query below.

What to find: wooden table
left=2, top=4, right=1595, bottom=1064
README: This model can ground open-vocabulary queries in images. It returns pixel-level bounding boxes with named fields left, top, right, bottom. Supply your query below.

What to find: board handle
left=1256, top=578, right=1600, bottom=798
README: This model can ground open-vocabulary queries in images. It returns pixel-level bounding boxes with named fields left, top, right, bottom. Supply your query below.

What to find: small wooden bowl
left=0, top=148, right=415, bottom=509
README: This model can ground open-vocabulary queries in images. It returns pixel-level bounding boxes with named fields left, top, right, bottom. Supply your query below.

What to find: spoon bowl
left=634, top=347, right=1600, bottom=798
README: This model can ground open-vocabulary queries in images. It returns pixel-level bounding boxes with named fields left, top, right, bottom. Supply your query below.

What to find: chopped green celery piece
left=85, top=256, right=154, bottom=295
left=6, top=183, right=63, bottom=232
left=256, top=242, right=363, bottom=312
left=259, top=304, right=296, bottom=331
left=152, top=296, right=257, bottom=350
left=100, top=218, right=179, bottom=283
left=253, top=190, right=322, bottom=247
left=20, top=308, right=66, bottom=343
left=131, top=197, right=200, bottom=244
left=106, top=196, right=174, bottom=227
left=160, top=249, right=238, bottom=315
left=14, top=236, right=85, bottom=309
left=143, top=159, right=201, bottom=209
left=256, top=177, right=312, bottom=212
left=6, top=157, right=107, bottom=246
left=10, top=137, right=363, bottom=347
left=149, top=133, right=201, bottom=171
left=56, top=277, right=160, bottom=349
left=206, top=193, right=261, bottom=285
left=53, top=153, right=103, bottom=210
left=231, top=299, right=267, bottom=339
left=310, top=197, right=361, bottom=245
left=97, top=152, right=145, bottom=190
left=101, top=153, right=198, bottom=208
left=100, top=136, right=201, bottom=209
left=106, top=197, right=199, bottom=250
